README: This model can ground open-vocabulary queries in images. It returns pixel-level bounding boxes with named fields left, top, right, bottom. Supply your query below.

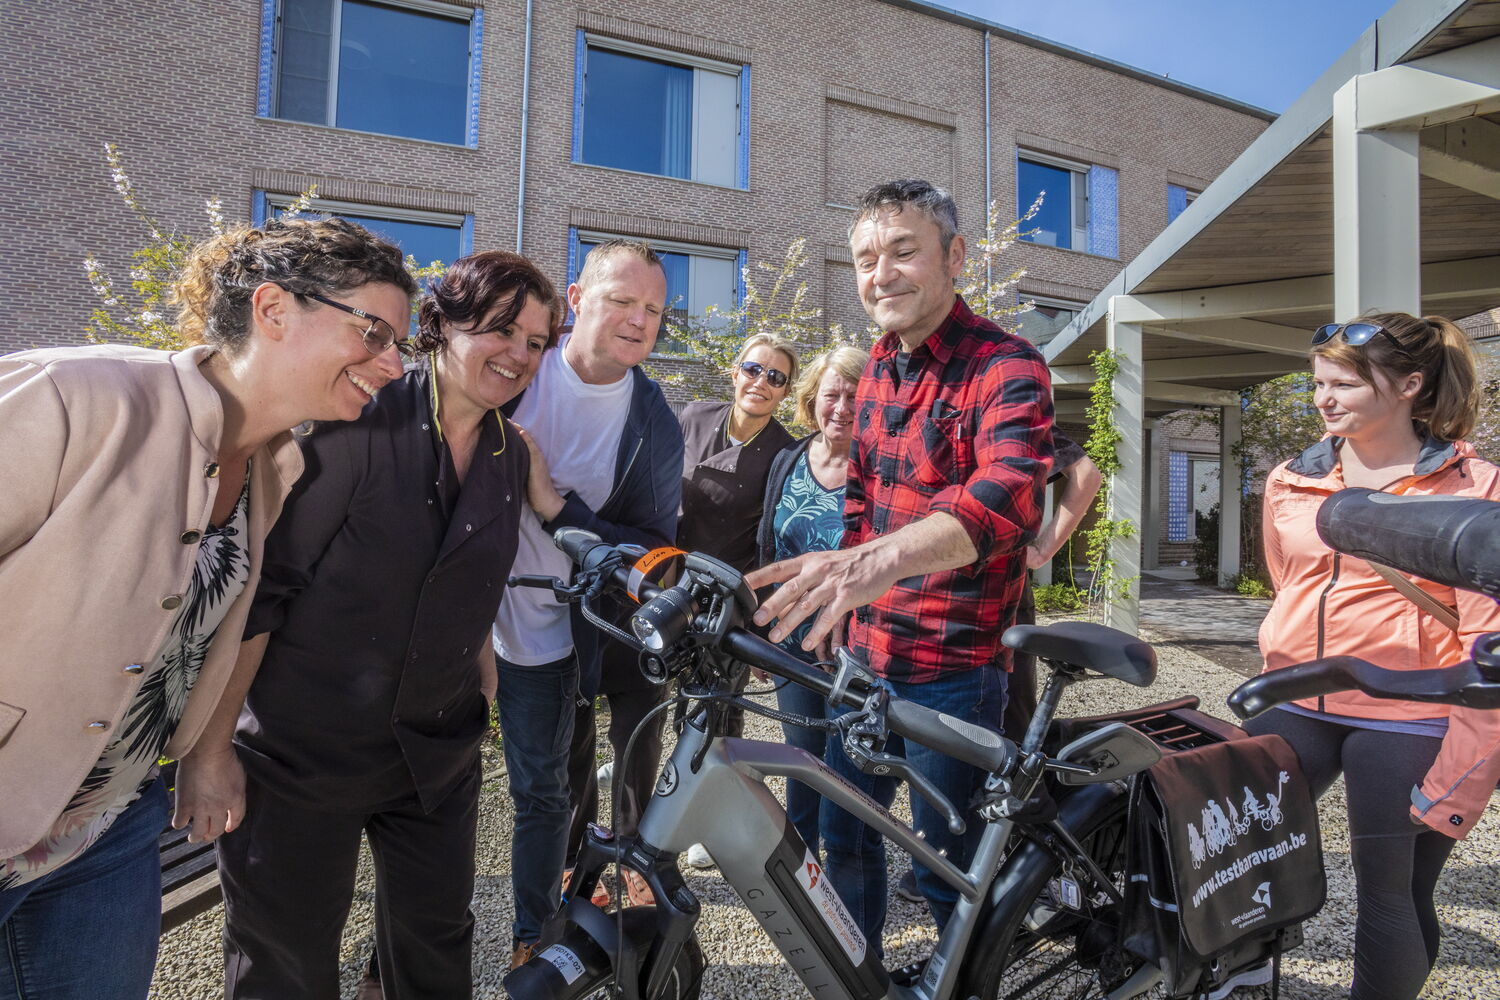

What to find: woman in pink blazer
left=0, top=217, right=416, bottom=999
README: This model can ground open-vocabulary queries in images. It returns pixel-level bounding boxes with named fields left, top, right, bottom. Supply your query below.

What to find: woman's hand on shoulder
left=514, top=424, right=566, bottom=521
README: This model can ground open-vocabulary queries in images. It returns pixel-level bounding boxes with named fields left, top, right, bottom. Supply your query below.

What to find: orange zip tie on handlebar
left=627, top=546, right=686, bottom=603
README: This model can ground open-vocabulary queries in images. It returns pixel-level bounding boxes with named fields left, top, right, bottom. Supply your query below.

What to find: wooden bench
left=157, top=762, right=223, bottom=932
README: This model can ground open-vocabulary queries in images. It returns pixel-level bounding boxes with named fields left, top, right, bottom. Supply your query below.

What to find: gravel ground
left=152, top=627, right=1500, bottom=998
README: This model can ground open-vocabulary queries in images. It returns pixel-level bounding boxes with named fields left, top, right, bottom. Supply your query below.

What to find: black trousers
left=217, top=757, right=480, bottom=1000
left=565, top=684, right=670, bottom=868
left=1244, top=708, right=1455, bottom=1000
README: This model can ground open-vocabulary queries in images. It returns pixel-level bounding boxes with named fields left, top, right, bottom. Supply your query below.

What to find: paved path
left=1138, top=572, right=1271, bottom=678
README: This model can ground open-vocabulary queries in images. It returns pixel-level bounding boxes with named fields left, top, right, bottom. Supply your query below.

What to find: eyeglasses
left=1311, top=322, right=1403, bottom=353
left=737, top=360, right=789, bottom=389
left=278, top=284, right=413, bottom=359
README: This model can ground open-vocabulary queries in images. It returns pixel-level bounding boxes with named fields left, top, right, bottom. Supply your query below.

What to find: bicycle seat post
left=1020, top=663, right=1076, bottom=757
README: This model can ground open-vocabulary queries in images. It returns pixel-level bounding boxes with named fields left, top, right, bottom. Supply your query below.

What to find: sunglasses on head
left=737, top=360, right=789, bottom=389
left=1310, top=322, right=1403, bottom=353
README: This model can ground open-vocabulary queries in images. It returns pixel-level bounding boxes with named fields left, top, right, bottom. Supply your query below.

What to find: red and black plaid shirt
left=843, top=296, right=1054, bottom=683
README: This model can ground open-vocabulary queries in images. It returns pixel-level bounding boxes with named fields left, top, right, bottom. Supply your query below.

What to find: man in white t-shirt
left=493, top=241, right=683, bottom=968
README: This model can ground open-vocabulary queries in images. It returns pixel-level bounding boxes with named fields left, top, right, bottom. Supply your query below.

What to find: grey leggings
left=1244, top=708, right=1455, bottom=1000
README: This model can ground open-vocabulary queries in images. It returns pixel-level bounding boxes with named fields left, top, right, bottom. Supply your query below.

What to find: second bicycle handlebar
left=1228, top=634, right=1500, bottom=719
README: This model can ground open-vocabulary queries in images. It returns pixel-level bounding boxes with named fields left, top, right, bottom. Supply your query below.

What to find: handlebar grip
left=554, top=528, right=613, bottom=574
left=885, top=698, right=1014, bottom=775
left=1316, top=488, right=1500, bottom=602
left=1227, top=658, right=1364, bottom=719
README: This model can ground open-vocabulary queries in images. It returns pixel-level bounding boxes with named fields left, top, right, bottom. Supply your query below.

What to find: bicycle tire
left=649, top=932, right=706, bottom=1000
left=584, top=932, right=705, bottom=1000
left=960, top=785, right=1143, bottom=1000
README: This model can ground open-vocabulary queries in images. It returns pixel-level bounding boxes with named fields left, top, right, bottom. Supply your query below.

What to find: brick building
left=4, top=0, right=1270, bottom=368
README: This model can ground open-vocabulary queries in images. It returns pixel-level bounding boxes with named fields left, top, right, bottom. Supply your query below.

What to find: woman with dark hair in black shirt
left=191, top=251, right=561, bottom=1000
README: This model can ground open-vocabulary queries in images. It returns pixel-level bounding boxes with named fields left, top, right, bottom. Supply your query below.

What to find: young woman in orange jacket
left=1251, top=311, right=1500, bottom=1000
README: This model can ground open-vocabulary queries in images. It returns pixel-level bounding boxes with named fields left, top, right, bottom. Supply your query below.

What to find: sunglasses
left=1311, top=322, right=1403, bottom=353
left=737, top=360, right=789, bottom=389
left=278, top=284, right=413, bottom=359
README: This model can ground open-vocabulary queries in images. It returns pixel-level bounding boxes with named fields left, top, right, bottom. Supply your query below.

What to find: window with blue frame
left=1017, top=150, right=1118, bottom=257
left=576, top=36, right=746, bottom=188
left=268, top=0, right=476, bottom=145
left=574, top=234, right=742, bottom=354
left=1167, top=183, right=1199, bottom=224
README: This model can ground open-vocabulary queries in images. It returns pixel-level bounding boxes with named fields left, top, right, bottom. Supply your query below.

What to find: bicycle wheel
left=597, top=932, right=706, bottom=1000
left=646, top=932, right=705, bottom=1000
left=962, top=788, right=1143, bottom=1000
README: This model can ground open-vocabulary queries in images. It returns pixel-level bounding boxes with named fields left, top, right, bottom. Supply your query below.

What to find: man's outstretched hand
left=746, top=545, right=900, bottom=652
left=746, top=512, right=979, bottom=653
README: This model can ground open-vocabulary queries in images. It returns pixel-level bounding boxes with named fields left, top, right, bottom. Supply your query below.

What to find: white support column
left=1332, top=75, right=1421, bottom=320
left=1143, top=419, right=1161, bottom=572
left=1217, top=401, right=1243, bottom=588
left=1033, top=480, right=1057, bottom=587
left=1105, top=302, right=1143, bottom=634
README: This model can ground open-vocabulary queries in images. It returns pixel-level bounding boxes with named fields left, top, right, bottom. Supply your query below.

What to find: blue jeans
left=775, top=676, right=829, bottom=855
left=0, top=777, right=169, bottom=1000
left=495, top=654, right=578, bottom=943
left=820, top=666, right=1006, bottom=953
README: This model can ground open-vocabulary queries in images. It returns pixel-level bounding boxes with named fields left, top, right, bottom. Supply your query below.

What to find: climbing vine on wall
left=1080, top=347, right=1138, bottom=619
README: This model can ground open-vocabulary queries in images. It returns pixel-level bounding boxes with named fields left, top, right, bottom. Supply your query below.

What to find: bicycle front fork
left=503, top=825, right=700, bottom=1000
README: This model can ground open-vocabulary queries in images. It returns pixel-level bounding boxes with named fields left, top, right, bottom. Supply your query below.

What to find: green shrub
left=1034, top=582, right=1086, bottom=613
left=1228, top=573, right=1274, bottom=600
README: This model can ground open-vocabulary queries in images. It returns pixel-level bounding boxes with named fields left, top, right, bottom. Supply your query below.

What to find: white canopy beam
left=1143, top=319, right=1311, bottom=357
left=1145, top=382, right=1241, bottom=407
left=1354, top=36, right=1500, bottom=131
left=1149, top=353, right=1295, bottom=381
left=1048, top=365, right=1096, bottom=386
left=1420, top=118, right=1500, bottom=200
left=1053, top=398, right=1090, bottom=419
left=1334, top=74, right=1421, bottom=318
left=1111, top=256, right=1500, bottom=326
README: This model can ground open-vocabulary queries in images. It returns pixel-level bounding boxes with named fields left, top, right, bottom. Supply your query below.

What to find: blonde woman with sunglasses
left=666, top=333, right=799, bottom=866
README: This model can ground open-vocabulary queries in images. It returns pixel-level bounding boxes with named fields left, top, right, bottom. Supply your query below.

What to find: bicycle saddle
left=1002, top=621, right=1157, bottom=687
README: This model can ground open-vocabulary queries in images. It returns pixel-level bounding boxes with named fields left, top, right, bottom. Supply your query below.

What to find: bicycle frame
left=632, top=705, right=1019, bottom=1000
left=505, top=533, right=1166, bottom=1000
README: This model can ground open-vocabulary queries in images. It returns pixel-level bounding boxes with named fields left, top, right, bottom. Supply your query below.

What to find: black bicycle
left=502, top=487, right=1500, bottom=1000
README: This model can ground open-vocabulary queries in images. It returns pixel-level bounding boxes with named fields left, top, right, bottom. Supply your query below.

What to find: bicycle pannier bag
left=1123, top=733, right=1324, bottom=997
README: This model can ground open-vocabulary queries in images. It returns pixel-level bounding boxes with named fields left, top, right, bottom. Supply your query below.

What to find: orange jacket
left=1258, top=435, right=1500, bottom=839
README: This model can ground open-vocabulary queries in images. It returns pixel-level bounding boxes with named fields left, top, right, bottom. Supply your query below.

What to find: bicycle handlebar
left=553, top=529, right=1016, bottom=775
left=1316, top=488, right=1500, bottom=602
left=1227, top=634, right=1500, bottom=719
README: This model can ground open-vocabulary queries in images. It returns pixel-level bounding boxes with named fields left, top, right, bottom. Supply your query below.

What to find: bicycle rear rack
left=1050, top=696, right=1247, bottom=756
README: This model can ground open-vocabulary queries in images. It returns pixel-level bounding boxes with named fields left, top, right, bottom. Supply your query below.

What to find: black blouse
left=239, top=364, right=528, bottom=812
left=676, top=399, right=794, bottom=573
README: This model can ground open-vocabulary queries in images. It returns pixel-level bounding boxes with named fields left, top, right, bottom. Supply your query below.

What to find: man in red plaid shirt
left=748, top=179, right=1054, bottom=950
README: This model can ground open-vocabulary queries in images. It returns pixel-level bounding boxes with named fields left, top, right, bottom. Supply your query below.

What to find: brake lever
left=872, top=750, right=966, bottom=836
left=508, top=574, right=585, bottom=603
left=842, top=689, right=966, bottom=835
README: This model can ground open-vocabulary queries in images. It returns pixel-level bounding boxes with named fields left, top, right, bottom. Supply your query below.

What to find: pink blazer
left=0, top=344, right=302, bottom=857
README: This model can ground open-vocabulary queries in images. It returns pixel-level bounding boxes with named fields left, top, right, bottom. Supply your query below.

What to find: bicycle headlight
left=631, top=587, right=695, bottom=652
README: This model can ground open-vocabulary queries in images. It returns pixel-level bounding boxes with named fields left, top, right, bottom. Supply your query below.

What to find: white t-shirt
left=493, top=336, right=632, bottom=665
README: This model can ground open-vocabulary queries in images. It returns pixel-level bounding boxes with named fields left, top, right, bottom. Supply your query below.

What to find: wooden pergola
left=1044, top=0, right=1500, bottom=632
